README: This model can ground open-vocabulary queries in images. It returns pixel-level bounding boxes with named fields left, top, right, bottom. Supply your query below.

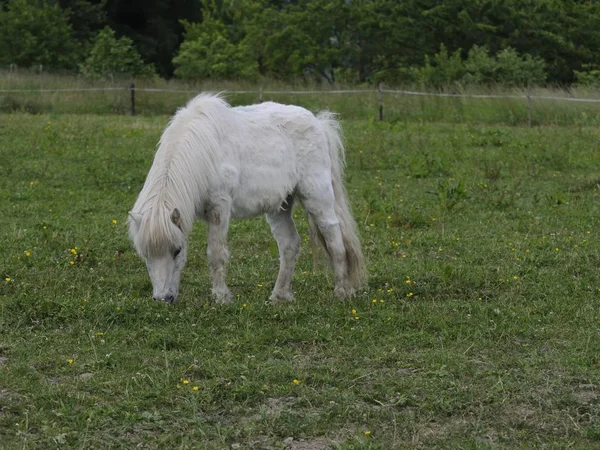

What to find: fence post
left=259, top=87, right=263, bottom=103
left=526, top=86, right=532, bottom=128
left=130, top=83, right=136, bottom=116
left=378, top=82, right=384, bottom=121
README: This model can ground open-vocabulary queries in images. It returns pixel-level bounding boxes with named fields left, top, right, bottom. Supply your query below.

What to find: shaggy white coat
left=129, top=93, right=365, bottom=303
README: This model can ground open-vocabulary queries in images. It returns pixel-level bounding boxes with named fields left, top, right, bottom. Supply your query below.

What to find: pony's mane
left=129, top=207, right=185, bottom=258
left=129, top=93, right=231, bottom=256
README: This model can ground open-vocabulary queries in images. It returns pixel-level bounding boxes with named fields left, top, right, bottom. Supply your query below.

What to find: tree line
left=1, top=0, right=600, bottom=87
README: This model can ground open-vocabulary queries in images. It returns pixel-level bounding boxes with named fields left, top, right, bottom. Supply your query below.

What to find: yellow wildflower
left=293, top=379, right=300, bottom=385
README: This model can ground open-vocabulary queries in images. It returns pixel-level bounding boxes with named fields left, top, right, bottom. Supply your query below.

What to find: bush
left=414, top=44, right=465, bottom=88
left=494, top=48, right=546, bottom=87
left=413, top=44, right=547, bottom=89
left=574, top=64, right=600, bottom=88
left=80, top=27, right=156, bottom=80
left=173, top=18, right=258, bottom=81
left=463, top=46, right=498, bottom=85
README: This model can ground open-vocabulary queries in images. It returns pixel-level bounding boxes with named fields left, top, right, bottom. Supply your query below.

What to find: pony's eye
left=173, top=248, right=182, bottom=259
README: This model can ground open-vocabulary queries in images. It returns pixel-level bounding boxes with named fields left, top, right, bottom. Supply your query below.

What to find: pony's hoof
left=269, top=291, right=295, bottom=303
left=154, top=295, right=177, bottom=305
left=334, top=286, right=355, bottom=299
left=213, top=290, right=233, bottom=304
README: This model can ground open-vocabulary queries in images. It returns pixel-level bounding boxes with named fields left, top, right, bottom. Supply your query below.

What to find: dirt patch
left=262, top=397, right=295, bottom=416
left=286, top=437, right=331, bottom=450
left=574, top=384, right=599, bottom=405
left=0, top=389, right=15, bottom=399
left=512, top=406, right=536, bottom=421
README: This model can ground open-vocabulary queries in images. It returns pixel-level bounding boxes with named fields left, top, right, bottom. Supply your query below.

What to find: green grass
left=3, top=70, right=600, bottom=126
left=1, top=107, right=600, bottom=448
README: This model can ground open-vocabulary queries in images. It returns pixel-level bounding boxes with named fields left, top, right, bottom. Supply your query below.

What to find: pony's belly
left=228, top=163, right=296, bottom=219
left=230, top=192, right=287, bottom=219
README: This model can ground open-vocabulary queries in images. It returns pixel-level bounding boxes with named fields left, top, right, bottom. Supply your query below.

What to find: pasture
left=1, top=94, right=600, bottom=448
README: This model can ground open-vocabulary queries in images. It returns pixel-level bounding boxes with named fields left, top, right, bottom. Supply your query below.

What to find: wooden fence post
left=259, top=87, right=263, bottom=103
left=378, top=82, right=384, bottom=121
left=526, top=86, right=532, bottom=128
left=130, top=83, right=136, bottom=116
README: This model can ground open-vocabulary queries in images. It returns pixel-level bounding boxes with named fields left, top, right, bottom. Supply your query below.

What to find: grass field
left=3, top=70, right=600, bottom=126
left=1, top=97, right=600, bottom=449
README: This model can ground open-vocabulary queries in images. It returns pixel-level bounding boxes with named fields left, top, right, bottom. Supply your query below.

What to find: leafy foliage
left=173, top=18, right=258, bottom=80
left=416, top=44, right=466, bottom=88
left=79, top=27, right=156, bottom=79
left=574, top=64, right=600, bottom=88
left=2, top=0, right=600, bottom=84
left=0, top=0, right=80, bottom=70
left=57, top=0, right=107, bottom=43
left=414, top=44, right=546, bottom=88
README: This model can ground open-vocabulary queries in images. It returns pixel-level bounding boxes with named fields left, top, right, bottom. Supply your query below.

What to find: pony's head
left=128, top=207, right=188, bottom=304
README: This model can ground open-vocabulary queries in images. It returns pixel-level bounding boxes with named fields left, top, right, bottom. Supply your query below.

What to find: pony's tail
left=309, top=111, right=367, bottom=290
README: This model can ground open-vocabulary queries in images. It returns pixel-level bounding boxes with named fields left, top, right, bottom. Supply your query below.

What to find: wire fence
left=2, top=82, right=600, bottom=125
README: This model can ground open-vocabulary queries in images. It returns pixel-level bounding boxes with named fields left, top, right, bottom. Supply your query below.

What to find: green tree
left=0, top=0, right=80, bottom=70
left=80, top=27, right=156, bottom=79
left=105, top=0, right=203, bottom=78
left=58, top=0, right=108, bottom=43
left=173, top=17, right=258, bottom=80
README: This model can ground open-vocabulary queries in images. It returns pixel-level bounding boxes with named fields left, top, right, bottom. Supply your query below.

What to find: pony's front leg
left=206, top=202, right=233, bottom=304
left=266, top=197, right=301, bottom=302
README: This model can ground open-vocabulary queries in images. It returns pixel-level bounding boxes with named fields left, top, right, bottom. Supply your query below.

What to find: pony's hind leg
left=266, top=196, right=301, bottom=302
left=299, top=179, right=353, bottom=299
left=206, top=200, right=233, bottom=304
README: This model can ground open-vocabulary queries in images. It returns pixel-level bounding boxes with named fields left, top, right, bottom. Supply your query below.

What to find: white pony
left=128, top=93, right=365, bottom=304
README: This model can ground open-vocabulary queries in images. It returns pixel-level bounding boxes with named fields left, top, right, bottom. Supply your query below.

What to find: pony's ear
left=128, top=211, right=143, bottom=225
left=171, top=208, right=182, bottom=230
